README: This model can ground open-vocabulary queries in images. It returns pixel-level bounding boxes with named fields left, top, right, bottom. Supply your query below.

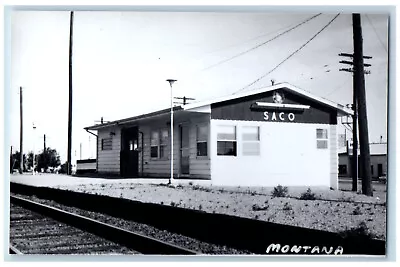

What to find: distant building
left=338, top=143, right=387, bottom=179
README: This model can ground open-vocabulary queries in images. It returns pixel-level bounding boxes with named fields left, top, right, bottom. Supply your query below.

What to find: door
left=180, top=125, right=190, bottom=176
left=378, top=164, right=383, bottom=177
left=120, top=127, right=139, bottom=177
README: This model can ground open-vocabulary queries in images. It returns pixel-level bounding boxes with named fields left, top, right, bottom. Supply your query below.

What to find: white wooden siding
left=97, top=127, right=121, bottom=174
left=76, top=162, right=96, bottom=170
left=210, top=119, right=332, bottom=187
left=139, top=114, right=211, bottom=179
left=329, top=124, right=339, bottom=189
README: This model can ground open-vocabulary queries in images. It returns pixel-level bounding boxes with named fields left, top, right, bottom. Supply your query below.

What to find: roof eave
left=84, top=106, right=183, bottom=131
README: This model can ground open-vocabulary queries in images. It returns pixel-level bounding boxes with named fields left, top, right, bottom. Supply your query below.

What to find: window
left=129, top=140, right=133, bottom=151
left=150, top=131, right=159, bottom=158
left=196, top=125, right=208, bottom=156
left=339, top=164, right=347, bottom=175
left=159, top=129, right=169, bottom=158
left=371, top=165, right=374, bottom=175
left=129, top=140, right=138, bottom=151
left=217, top=125, right=237, bottom=156
left=101, top=138, right=112, bottom=150
left=242, top=126, right=260, bottom=156
left=316, top=129, right=328, bottom=149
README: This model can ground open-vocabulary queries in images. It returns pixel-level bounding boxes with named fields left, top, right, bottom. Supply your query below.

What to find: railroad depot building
left=84, top=83, right=353, bottom=188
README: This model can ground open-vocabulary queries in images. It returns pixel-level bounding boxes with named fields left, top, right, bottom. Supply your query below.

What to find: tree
left=26, top=152, right=38, bottom=171
left=10, top=151, right=27, bottom=172
left=59, top=161, right=69, bottom=174
left=36, top=147, right=61, bottom=172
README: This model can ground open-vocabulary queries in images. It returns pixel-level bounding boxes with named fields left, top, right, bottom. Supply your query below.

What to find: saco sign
left=263, top=111, right=295, bottom=122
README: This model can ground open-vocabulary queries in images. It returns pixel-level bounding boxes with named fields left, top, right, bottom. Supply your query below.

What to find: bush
left=192, top=184, right=201, bottom=190
left=283, top=202, right=292, bottom=211
left=271, top=185, right=288, bottom=198
left=300, top=188, right=316, bottom=200
left=339, top=222, right=374, bottom=239
left=352, top=206, right=362, bottom=215
left=252, top=203, right=269, bottom=211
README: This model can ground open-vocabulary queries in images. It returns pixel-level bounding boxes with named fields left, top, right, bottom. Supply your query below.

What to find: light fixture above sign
left=273, top=91, right=285, bottom=104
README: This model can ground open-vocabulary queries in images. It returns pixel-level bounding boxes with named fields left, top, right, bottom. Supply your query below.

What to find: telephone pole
left=43, top=134, right=46, bottom=152
left=173, top=96, right=196, bottom=105
left=67, top=11, right=74, bottom=175
left=353, top=13, right=373, bottom=196
left=19, top=86, right=23, bottom=174
left=338, top=15, right=372, bottom=195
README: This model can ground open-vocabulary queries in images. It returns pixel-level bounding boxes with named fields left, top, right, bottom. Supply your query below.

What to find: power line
left=365, top=14, right=388, bottom=53
left=234, top=13, right=340, bottom=94
left=325, top=78, right=351, bottom=97
left=201, top=13, right=322, bottom=71
left=197, top=16, right=320, bottom=59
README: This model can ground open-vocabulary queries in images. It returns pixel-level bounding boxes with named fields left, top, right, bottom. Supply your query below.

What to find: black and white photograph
left=5, top=4, right=393, bottom=260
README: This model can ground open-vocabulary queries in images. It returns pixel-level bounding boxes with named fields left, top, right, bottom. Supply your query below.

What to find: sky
left=9, top=11, right=389, bottom=163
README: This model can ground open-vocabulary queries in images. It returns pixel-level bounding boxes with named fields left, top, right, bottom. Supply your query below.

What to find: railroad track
left=10, top=196, right=199, bottom=255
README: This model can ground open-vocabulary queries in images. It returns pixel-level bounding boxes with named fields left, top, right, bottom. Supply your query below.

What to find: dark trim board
left=211, top=88, right=338, bottom=124
left=77, top=159, right=96, bottom=164
left=76, top=169, right=96, bottom=175
left=84, top=172, right=211, bottom=180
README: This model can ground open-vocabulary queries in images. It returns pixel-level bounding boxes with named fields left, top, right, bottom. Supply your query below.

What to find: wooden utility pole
left=19, top=86, right=23, bottom=174
left=353, top=13, right=373, bottom=196
left=339, top=33, right=372, bottom=193
left=67, top=11, right=74, bottom=175
left=43, top=134, right=46, bottom=152
left=173, top=96, right=196, bottom=105
left=352, top=84, right=358, bottom=191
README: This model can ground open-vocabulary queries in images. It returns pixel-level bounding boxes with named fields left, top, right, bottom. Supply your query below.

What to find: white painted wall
left=329, top=124, right=339, bottom=189
left=210, top=119, right=333, bottom=187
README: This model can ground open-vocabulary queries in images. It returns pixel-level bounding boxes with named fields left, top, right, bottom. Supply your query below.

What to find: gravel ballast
left=12, top=193, right=251, bottom=254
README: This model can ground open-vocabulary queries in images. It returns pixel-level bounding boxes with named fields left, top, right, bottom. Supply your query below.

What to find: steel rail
left=10, top=195, right=199, bottom=255
left=9, top=244, right=23, bottom=255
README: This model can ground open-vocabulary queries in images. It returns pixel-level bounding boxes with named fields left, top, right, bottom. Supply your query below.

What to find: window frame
left=159, top=128, right=169, bottom=159
left=101, top=138, right=113, bottom=151
left=150, top=130, right=160, bottom=159
left=316, top=128, right=328, bottom=149
left=196, top=124, right=209, bottom=158
left=217, top=125, right=237, bottom=157
left=242, top=126, right=261, bottom=156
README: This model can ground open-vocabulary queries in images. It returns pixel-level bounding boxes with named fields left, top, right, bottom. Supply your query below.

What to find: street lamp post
left=166, top=79, right=177, bottom=185
left=32, top=123, right=36, bottom=175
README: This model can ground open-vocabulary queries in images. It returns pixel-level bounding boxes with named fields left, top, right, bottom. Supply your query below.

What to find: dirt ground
left=49, top=180, right=386, bottom=241
left=10, top=173, right=387, bottom=241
